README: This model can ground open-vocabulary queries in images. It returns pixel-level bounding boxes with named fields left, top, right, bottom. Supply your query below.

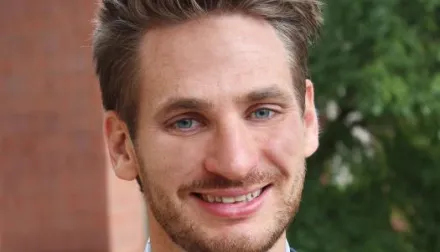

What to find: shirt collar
left=145, top=238, right=291, bottom=252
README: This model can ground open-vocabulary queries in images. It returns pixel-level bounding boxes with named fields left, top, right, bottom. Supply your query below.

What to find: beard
left=140, top=158, right=305, bottom=252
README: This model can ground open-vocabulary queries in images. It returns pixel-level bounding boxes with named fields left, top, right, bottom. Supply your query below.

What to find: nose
left=204, top=117, right=259, bottom=180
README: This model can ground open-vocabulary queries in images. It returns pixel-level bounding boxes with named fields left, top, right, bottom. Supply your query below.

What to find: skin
left=104, top=13, right=319, bottom=252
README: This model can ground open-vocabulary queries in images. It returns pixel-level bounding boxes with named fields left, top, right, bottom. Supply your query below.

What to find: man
left=92, top=1, right=322, bottom=251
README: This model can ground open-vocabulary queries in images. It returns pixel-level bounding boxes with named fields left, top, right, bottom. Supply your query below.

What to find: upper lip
left=192, top=184, right=271, bottom=197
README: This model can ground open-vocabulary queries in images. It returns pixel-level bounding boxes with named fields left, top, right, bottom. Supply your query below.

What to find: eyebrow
left=157, top=85, right=292, bottom=117
left=241, top=86, right=292, bottom=104
left=158, top=98, right=214, bottom=116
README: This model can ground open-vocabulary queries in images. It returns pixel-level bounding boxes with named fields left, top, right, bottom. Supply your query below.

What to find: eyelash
left=166, top=106, right=281, bottom=134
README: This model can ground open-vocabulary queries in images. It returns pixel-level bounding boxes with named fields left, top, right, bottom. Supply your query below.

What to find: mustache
left=179, top=170, right=281, bottom=191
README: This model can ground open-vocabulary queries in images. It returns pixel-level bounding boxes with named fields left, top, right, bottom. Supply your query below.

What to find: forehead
left=138, top=13, right=294, bottom=109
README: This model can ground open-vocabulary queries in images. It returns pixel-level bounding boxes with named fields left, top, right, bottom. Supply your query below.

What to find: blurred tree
left=288, top=0, right=440, bottom=251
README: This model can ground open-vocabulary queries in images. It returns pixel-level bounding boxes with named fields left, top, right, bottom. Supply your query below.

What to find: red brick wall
left=0, top=1, right=145, bottom=251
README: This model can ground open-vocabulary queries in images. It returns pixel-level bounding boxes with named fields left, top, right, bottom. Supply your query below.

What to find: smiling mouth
left=192, top=185, right=271, bottom=204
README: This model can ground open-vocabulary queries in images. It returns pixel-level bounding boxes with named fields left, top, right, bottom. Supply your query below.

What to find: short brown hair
left=93, top=0, right=323, bottom=138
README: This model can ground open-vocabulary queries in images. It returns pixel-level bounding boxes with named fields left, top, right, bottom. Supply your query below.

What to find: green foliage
left=287, top=0, right=440, bottom=251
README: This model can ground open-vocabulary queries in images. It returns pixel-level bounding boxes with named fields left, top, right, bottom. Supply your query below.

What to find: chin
left=179, top=226, right=282, bottom=252
left=181, top=207, right=288, bottom=252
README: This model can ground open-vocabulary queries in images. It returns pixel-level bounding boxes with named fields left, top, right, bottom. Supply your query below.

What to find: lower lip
left=192, top=187, right=270, bottom=219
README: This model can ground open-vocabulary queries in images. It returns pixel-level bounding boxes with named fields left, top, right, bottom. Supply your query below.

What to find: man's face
left=135, top=14, right=319, bottom=252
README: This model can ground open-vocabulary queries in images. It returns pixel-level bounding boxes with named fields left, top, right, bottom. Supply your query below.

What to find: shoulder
left=290, top=248, right=297, bottom=252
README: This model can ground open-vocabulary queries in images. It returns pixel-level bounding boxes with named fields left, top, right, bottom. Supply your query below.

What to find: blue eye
left=175, top=119, right=194, bottom=128
left=251, top=108, right=274, bottom=119
left=173, top=118, right=200, bottom=131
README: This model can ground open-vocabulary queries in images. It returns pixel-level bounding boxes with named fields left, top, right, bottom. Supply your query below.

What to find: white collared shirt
left=144, top=238, right=291, bottom=252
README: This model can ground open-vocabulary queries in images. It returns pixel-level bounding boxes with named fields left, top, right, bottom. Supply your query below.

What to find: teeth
left=221, top=197, right=235, bottom=203
left=200, top=188, right=263, bottom=204
left=207, top=195, right=215, bottom=203
left=234, top=195, right=247, bottom=202
left=246, top=193, right=254, bottom=201
left=252, top=189, right=261, bottom=198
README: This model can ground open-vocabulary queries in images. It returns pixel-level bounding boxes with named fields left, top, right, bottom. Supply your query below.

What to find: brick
left=0, top=1, right=146, bottom=252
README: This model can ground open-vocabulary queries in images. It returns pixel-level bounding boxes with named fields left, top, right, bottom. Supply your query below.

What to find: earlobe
left=104, top=111, right=139, bottom=181
left=304, top=79, right=319, bottom=157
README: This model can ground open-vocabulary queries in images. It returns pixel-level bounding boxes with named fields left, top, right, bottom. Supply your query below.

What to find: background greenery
left=287, top=0, right=440, bottom=251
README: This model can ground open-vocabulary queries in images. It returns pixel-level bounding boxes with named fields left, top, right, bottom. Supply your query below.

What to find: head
left=93, top=1, right=322, bottom=252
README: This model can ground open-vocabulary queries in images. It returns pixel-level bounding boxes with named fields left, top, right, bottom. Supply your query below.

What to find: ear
left=303, top=79, right=319, bottom=158
left=103, top=111, right=138, bottom=181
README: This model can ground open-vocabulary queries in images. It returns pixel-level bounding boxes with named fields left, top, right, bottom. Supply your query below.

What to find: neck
left=147, top=210, right=288, bottom=252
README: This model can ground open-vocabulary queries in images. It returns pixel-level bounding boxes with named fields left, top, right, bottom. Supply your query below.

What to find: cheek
left=139, top=133, right=206, bottom=184
left=258, top=119, right=306, bottom=176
